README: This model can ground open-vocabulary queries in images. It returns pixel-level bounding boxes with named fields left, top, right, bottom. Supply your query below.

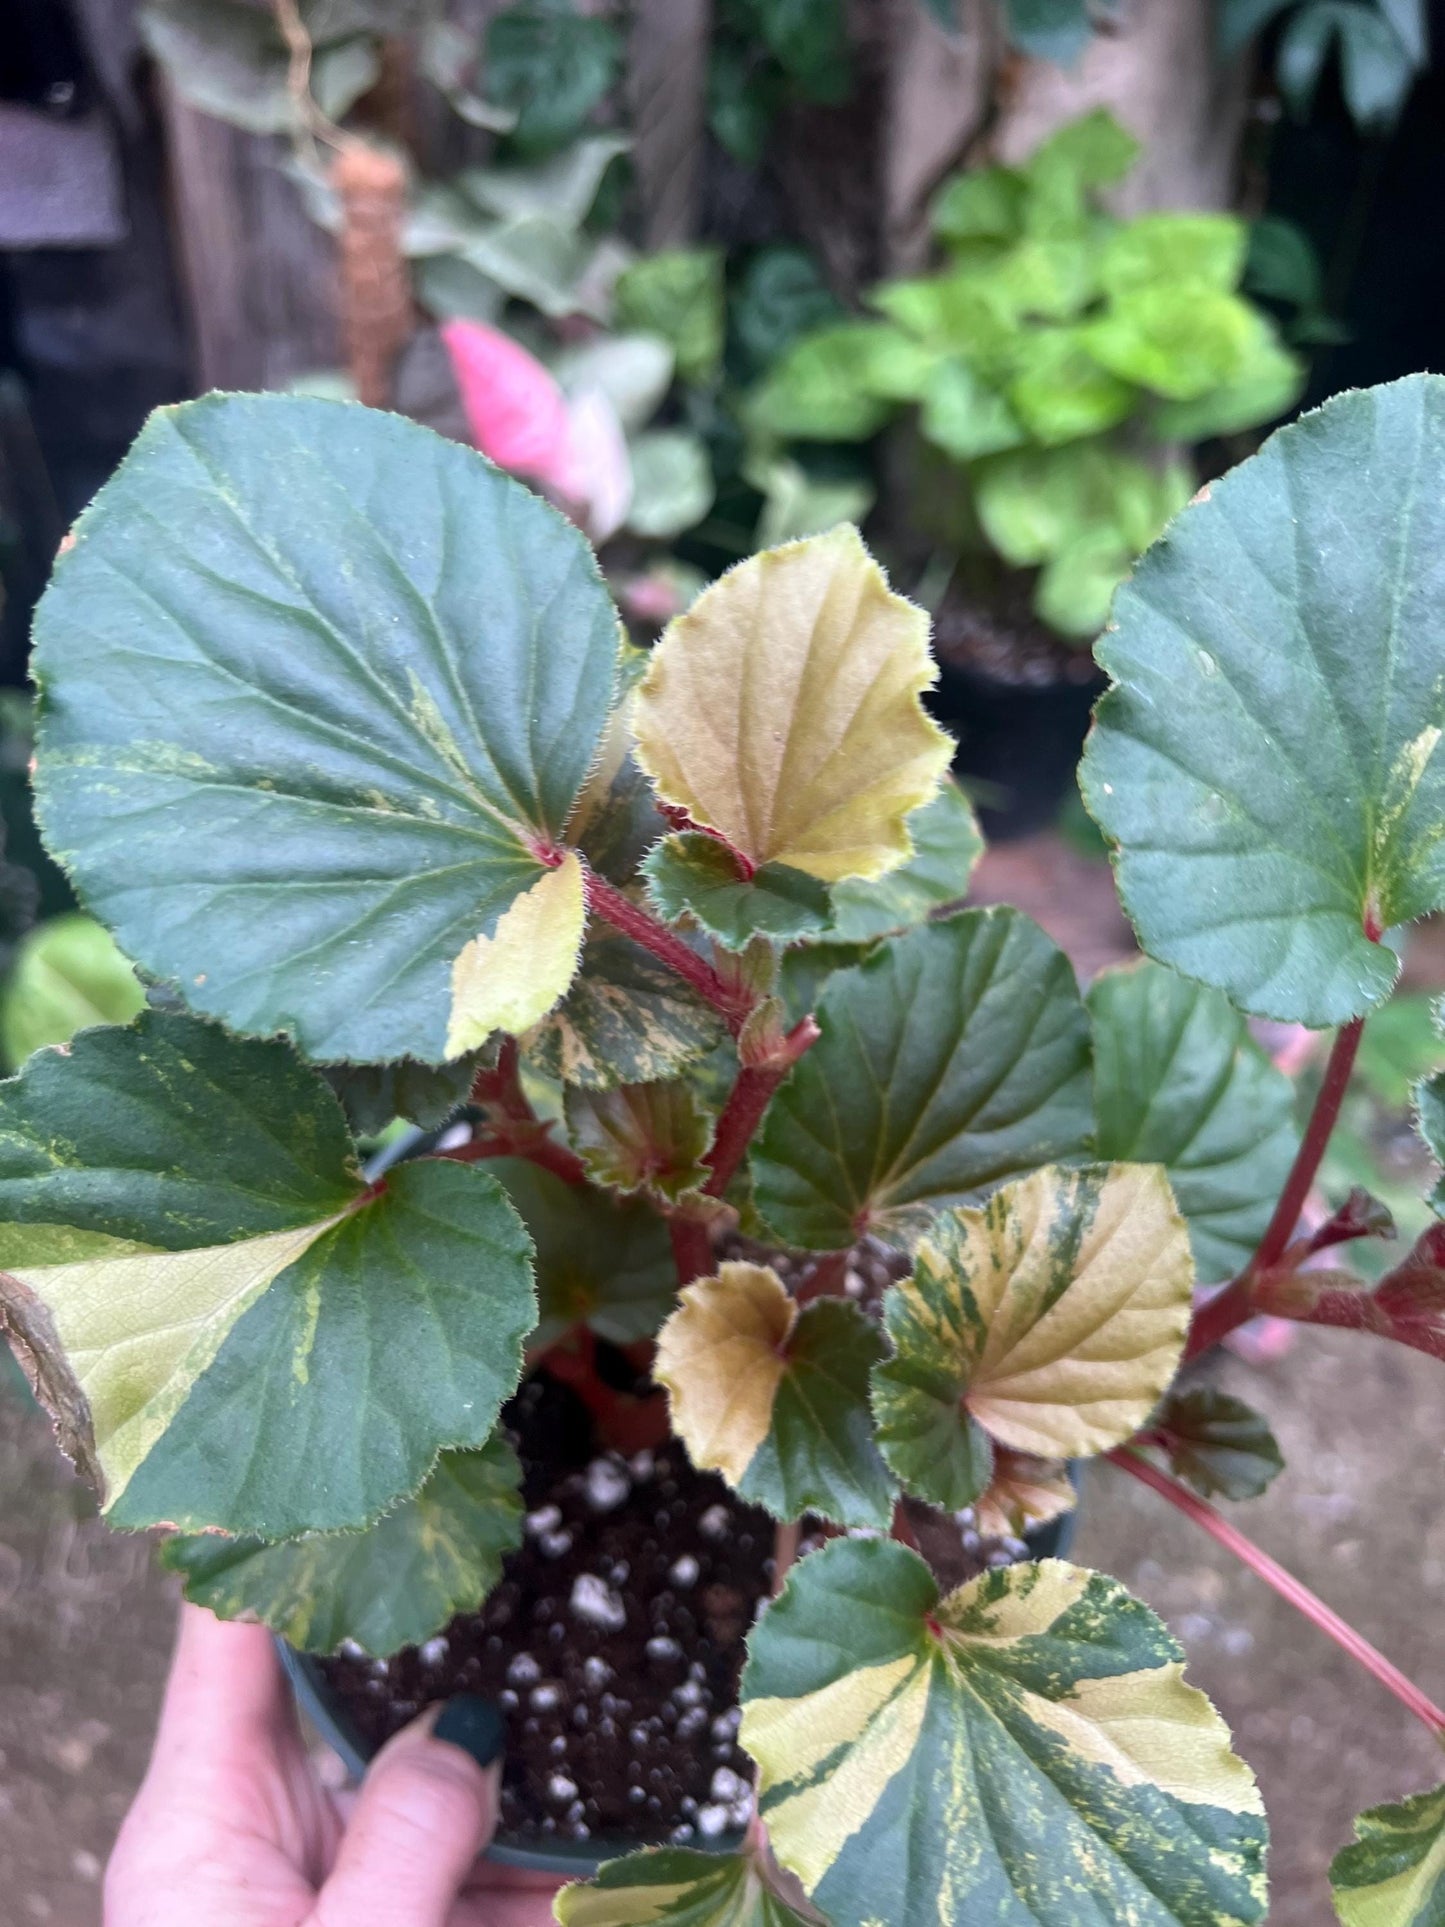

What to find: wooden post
left=627, top=0, right=711, bottom=249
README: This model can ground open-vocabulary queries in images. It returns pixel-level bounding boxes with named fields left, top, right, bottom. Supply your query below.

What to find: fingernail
left=432, top=1695, right=506, bottom=1769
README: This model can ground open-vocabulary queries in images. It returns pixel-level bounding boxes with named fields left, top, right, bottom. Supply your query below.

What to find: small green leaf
left=823, top=780, right=981, bottom=944
left=32, top=395, right=619, bottom=1064
left=747, top=326, right=931, bottom=441
left=643, top=836, right=833, bottom=950
left=1081, top=376, right=1445, bottom=1027
left=754, top=0, right=852, bottom=101
left=1152, top=311, right=1303, bottom=442
left=1100, top=213, right=1248, bottom=300
left=932, top=167, right=1028, bottom=247
left=563, top=1081, right=712, bottom=1204
left=1330, top=1781, right=1445, bottom=1927
left=872, top=1164, right=1193, bottom=1499
left=1150, top=1389, right=1284, bottom=1502
left=1083, top=286, right=1259, bottom=401
left=750, top=460, right=875, bottom=551
left=1034, top=530, right=1133, bottom=639
left=616, top=250, right=725, bottom=387
left=324, top=1054, right=482, bottom=1138
left=1006, top=328, right=1135, bottom=446
left=753, top=910, right=1093, bottom=1250
left=1024, top=107, right=1139, bottom=204
left=973, top=443, right=1129, bottom=567
left=482, top=0, right=622, bottom=155
left=160, top=1433, right=523, bottom=1655
left=732, top=246, right=843, bottom=378
left=556, top=1845, right=820, bottom=1925
left=741, top=1539, right=1268, bottom=1927
left=656, top=1263, right=895, bottom=1528
left=919, top=361, right=1026, bottom=461
left=483, top=1157, right=675, bottom=1349
left=1089, top=960, right=1300, bottom=1283
left=526, top=923, right=725, bottom=1089
left=626, top=431, right=716, bottom=541
left=776, top=941, right=872, bottom=1025
left=0, top=913, right=145, bottom=1068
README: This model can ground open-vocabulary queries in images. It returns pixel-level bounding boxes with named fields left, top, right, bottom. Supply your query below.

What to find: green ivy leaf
left=556, top=1845, right=820, bottom=1925
left=160, top=1433, right=523, bottom=1655
left=563, top=1081, right=712, bottom=1204
left=1006, top=328, right=1135, bottom=446
left=1089, top=961, right=1299, bottom=1283
left=138, top=0, right=380, bottom=137
left=919, top=361, right=1027, bottom=461
left=33, top=395, right=620, bottom=1064
left=732, top=246, right=843, bottom=379
left=1152, top=311, right=1303, bottom=442
left=747, top=326, right=930, bottom=441
left=1081, top=376, right=1445, bottom=1027
left=657, top=1263, right=895, bottom=1528
left=525, top=923, right=725, bottom=1089
left=823, top=779, right=982, bottom=944
left=1330, top=1781, right=1445, bottom=1926
left=741, top=1538, right=1268, bottom=1927
left=0, top=1015, right=533, bottom=1536
left=643, top=835, right=833, bottom=950
left=1099, top=214, right=1248, bottom=300
left=0, top=913, right=145, bottom=1069
left=616, top=250, right=725, bottom=387
left=482, top=0, right=622, bottom=155
left=1083, top=286, right=1259, bottom=401
left=754, top=0, right=852, bottom=102
left=752, top=910, right=1093, bottom=1250
left=1150, top=1389, right=1284, bottom=1502
left=626, top=431, right=717, bottom=541
left=872, top=1165, right=1193, bottom=1504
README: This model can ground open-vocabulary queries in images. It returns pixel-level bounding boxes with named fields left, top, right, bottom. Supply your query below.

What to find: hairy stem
left=582, top=866, right=753, bottom=1033
left=1186, top=1016, right=1365, bottom=1361
left=1109, top=1448, right=1445, bottom=1740
left=704, top=1018, right=820, bottom=1201
left=669, top=1217, right=715, bottom=1288
left=434, top=1038, right=587, bottom=1186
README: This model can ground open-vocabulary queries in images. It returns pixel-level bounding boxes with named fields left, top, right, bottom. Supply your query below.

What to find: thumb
left=313, top=1697, right=505, bottom=1927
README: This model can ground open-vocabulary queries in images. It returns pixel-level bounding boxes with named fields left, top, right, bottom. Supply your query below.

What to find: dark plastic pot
left=930, top=657, right=1104, bottom=845
left=280, top=1483, right=1081, bottom=1879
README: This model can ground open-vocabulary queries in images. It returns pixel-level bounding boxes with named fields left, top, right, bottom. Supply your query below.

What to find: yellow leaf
left=632, top=527, right=952, bottom=882
left=446, top=852, right=585, bottom=1056
left=654, top=1262, right=793, bottom=1486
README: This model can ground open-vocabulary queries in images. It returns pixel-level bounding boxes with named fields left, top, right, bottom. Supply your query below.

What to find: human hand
left=106, top=1603, right=563, bottom=1927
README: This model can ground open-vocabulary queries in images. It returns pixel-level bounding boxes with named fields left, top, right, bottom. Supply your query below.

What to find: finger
left=146, top=1603, right=293, bottom=1786
left=313, top=1697, right=505, bottom=1927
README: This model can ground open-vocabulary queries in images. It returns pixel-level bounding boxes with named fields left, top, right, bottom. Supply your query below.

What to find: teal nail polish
left=433, top=1695, right=506, bottom=1768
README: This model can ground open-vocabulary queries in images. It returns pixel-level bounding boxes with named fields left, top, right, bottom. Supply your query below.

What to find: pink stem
left=1109, top=1448, right=1445, bottom=1739
left=583, top=866, right=753, bottom=1034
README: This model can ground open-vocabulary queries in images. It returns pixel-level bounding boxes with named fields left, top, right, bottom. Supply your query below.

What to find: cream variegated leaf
left=562, top=1081, right=712, bottom=1204
left=556, top=1845, right=821, bottom=1925
left=1330, top=1782, right=1445, bottom=1927
left=655, top=1263, right=895, bottom=1529
left=871, top=1164, right=1193, bottom=1502
left=740, top=1539, right=1268, bottom=1927
left=446, top=852, right=586, bottom=1055
left=633, top=526, right=952, bottom=883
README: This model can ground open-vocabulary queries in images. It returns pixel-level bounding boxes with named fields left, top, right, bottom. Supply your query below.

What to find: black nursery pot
left=931, top=655, right=1104, bottom=845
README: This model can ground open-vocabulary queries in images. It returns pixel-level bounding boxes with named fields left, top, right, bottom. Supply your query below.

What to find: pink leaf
left=440, top=318, right=572, bottom=484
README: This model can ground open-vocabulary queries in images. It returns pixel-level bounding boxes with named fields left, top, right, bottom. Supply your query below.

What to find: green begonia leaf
left=741, top=1538, right=1268, bottom=1927
left=1150, top=1389, right=1284, bottom=1502
left=1330, top=1781, right=1445, bottom=1927
left=563, top=1081, right=712, bottom=1204
left=776, top=941, right=871, bottom=1025
left=823, top=779, right=982, bottom=943
left=752, top=910, right=1093, bottom=1250
left=1081, top=376, right=1445, bottom=1026
left=643, top=835, right=833, bottom=950
left=615, top=250, right=725, bottom=387
left=482, top=0, right=621, bottom=155
left=656, top=1263, right=895, bottom=1529
left=0, top=1016, right=533, bottom=1536
left=1089, top=961, right=1299, bottom=1283
left=872, top=1165, right=1192, bottom=1501
left=160, top=1433, right=523, bottom=1655
left=0, top=913, right=145, bottom=1069
left=556, top=1846, right=819, bottom=1926
left=483, top=1157, right=675, bottom=1349
left=32, top=395, right=620, bottom=1064
left=563, top=647, right=668, bottom=888
left=324, top=1054, right=482, bottom=1138
left=526, top=924, right=725, bottom=1089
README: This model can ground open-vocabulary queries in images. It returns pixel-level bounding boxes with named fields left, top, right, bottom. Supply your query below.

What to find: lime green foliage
left=0, top=914, right=145, bottom=1069
left=617, top=250, right=726, bottom=387
left=753, top=111, right=1301, bottom=639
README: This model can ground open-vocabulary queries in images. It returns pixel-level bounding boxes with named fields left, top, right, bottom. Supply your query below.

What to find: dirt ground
left=1, top=834, right=1441, bottom=1925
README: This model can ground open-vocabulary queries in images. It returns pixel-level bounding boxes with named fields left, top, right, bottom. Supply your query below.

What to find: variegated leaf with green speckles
left=556, top=1846, right=821, bottom=1925
left=160, top=1432, right=523, bottom=1656
left=642, top=835, right=833, bottom=950
left=1081, top=376, right=1445, bottom=1028
left=0, top=1014, right=534, bottom=1536
left=526, top=923, right=725, bottom=1089
left=1089, top=960, right=1299, bottom=1284
left=655, top=1263, right=894, bottom=1530
left=823, top=779, right=982, bottom=944
left=562, top=1082, right=712, bottom=1204
left=740, top=1538, right=1268, bottom=1927
left=633, top=526, right=952, bottom=884
left=1330, top=1782, right=1445, bottom=1927
left=32, top=394, right=620, bottom=1065
left=1150, top=1388, right=1283, bottom=1502
left=752, top=910, right=1093, bottom=1251
left=871, top=1166, right=1192, bottom=1495
left=485, top=1157, right=676, bottom=1349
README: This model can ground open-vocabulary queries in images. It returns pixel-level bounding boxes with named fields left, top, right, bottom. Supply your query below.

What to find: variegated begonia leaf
left=1330, top=1781, right=1445, bottom=1927
left=642, top=834, right=833, bottom=950
left=656, top=1263, right=895, bottom=1529
left=32, top=394, right=621, bottom=1064
left=525, top=921, right=724, bottom=1090
left=752, top=910, right=1093, bottom=1250
left=1081, top=375, right=1445, bottom=1027
left=633, top=526, right=952, bottom=883
left=160, top=1432, right=523, bottom=1656
left=0, top=1013, right=534, bottom=1537
left=1089, top=960, right=1299, bottom=1283
left=974, top=1448, right=1076, bottom=1542
left=822, top=777, right=982, bottom=944
left=740, top=1538, right=1268, bottom=1927
left=1149, top=1388, right=1284, bottom=1502
left=556, top=1845, right=820, bottom=1926
left=870, top=1166, right=1192, bottom=1505
left=562, top=1081, right=712, bottom=1204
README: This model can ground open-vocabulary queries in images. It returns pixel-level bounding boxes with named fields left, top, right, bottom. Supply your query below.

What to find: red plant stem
left=434, top=1036, right=588, bottom=1185
left=1186, top=1016, right=1365, bottom=1361
left=1109, top=1448, right=1445, bottom=1740
left=794, top=1249, right=851, bottom=1306
left=669, top=1217, right=715, bottom=1288
left=582, top=866, right=753, bottom=1033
